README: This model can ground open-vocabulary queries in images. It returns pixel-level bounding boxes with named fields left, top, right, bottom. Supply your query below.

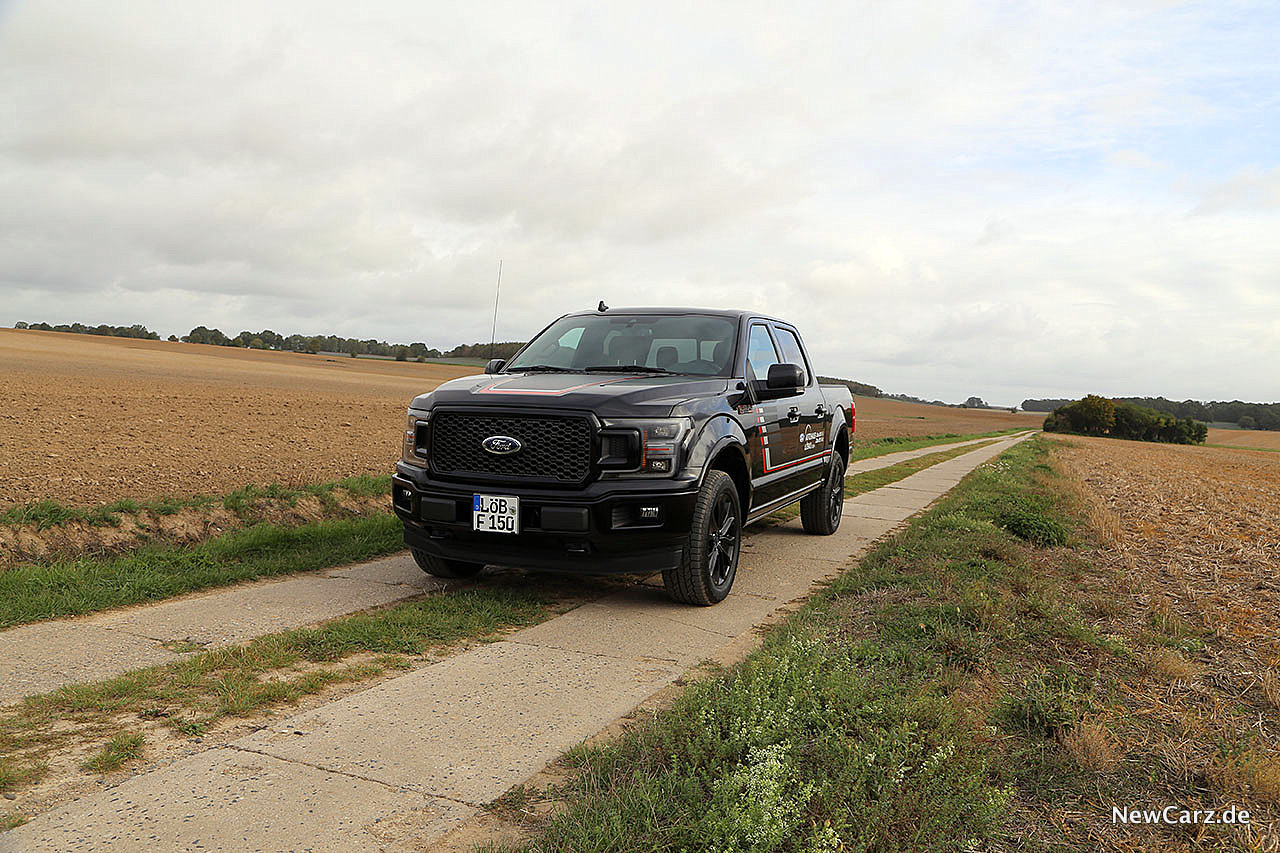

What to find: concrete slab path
left=2, top=432, right=1032, bottom=852
left=0, top=432, right=1029, bottom=707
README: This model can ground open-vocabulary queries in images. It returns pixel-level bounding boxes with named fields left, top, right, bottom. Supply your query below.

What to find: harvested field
left=851, top=395, right=1037, bottom=440
left=0, top=328, right=1033, bottom=508
left=1048, top=434, right=1280, bottom=844
left=1207, top=427, right=1280, bottom=451
left=0, top=330, right=474, bottom=507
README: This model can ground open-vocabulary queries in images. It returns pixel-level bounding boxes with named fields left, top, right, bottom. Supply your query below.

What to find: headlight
left=599, top=417, right=692, bottom=476
left=401, top=410, right=430, bottom=467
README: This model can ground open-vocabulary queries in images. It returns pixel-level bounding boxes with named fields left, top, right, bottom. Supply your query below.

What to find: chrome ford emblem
left=481, top=435, right=522, bottom=455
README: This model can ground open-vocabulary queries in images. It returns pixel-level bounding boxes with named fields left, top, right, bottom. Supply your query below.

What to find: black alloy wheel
left=663, top=470, right=741, bottom=605
left=800, top=450, right=844, bottom=535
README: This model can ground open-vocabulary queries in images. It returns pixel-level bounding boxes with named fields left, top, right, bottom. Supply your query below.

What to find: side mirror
left=484, top=359, right=505, bottom=374
left=753, top=363, right=804, bottom=400
left=766, top=363, right=804, bottom=390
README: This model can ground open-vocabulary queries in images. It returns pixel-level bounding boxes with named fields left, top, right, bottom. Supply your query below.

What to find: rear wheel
left=663, top=470, right=741, bottom=605
left=800, top=451, right=844, bottom=535
left=410, top=548, right=484, bottom=578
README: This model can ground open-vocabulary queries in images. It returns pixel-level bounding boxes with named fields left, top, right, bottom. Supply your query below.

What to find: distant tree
left=304, top=336, right=323, bottom=354
left=14, top=322, right=28, bottom=329
left=167, top=335, right=178, bottom=342
left=964, top=396, right=987, bottom=409
left=1239, top=415, right=1257, bottom=430
left=182, top=326, right=230, bottom=346
left=394, top=345, right=410, bottom=362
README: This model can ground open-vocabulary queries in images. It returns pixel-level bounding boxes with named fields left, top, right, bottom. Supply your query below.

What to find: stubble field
left=0, top=329, right=1034, bottom=508
left=1045, top=434, right=1280, bottom=843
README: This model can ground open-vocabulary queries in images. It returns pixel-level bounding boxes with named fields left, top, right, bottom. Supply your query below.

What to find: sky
left=2, top=1, right=1278, bottom=406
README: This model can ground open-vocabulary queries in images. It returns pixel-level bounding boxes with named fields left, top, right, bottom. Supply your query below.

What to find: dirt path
left=1, top=434, right=1030, bottom=852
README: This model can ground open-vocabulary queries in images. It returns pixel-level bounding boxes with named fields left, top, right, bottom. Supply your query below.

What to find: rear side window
left=772, top=327, right=809, bottom=385
left=746, top=325, right=780, bottom=381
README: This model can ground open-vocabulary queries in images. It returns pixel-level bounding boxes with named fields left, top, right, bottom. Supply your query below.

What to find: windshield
left=505, top=314, right=737, bottom=377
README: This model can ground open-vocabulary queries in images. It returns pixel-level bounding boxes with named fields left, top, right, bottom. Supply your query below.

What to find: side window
left=772, top=327, right=809, bottom=385
left=745, top=324, right=780, bottom=381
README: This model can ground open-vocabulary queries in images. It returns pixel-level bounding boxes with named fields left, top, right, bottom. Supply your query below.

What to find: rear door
left=769, top=322, right=832, bottom=494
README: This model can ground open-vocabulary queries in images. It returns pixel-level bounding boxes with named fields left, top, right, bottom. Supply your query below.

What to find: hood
left=410, top=372, right=730, bottom=418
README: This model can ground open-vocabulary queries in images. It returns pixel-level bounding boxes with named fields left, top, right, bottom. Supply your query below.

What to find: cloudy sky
left=2, top=1, right=1278, bottom=405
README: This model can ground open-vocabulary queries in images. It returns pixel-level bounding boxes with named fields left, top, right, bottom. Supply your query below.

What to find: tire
left=800, top=450, right=845, bottom=535
left=410, top=548, right=484, bottom=579
left=663, top=470, right=741, bottom=606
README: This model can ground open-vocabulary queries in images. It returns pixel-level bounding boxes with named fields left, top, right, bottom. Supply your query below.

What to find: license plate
left=473, top=494, right=519, bottom=534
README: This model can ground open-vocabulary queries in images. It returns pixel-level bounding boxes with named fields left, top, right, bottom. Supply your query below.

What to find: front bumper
left=392, top=463, right=698, bottom=574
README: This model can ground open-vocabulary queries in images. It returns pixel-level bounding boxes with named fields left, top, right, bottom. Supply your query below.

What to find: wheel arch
left=702, top=438, right=751, bottom=514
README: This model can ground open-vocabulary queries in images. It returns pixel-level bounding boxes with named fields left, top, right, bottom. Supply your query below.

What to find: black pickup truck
left=392, top=307, right=854, bottom=604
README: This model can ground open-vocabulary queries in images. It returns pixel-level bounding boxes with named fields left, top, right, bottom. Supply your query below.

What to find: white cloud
left=2, top=0, right=1278, bottom=405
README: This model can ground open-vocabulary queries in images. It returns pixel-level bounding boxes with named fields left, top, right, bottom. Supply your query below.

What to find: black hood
left=411, top=372, right=731, bottom=418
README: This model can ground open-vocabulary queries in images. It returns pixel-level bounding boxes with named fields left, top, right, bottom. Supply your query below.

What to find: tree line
left=14, top=320, right=524, bottom=363
left=1043, top=395, right=1208, bottom=444
left=1023, top=395, right=1279, bottom=431
left=14, top=321, right=160, bottom=340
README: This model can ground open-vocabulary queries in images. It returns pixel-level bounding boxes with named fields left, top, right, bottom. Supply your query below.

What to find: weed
left=81, top=732, right=144, bottom=773
left=992, top=497, right=1068, bottom=547
left=995, top=669, right=1086, bottom=738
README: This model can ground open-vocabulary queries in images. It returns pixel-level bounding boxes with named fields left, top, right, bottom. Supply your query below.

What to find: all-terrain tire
left=662, top=470, right=741, bottom=606
left=410, top=548, right=484, bottom=578
left=800, top=450, right=845, bottom=535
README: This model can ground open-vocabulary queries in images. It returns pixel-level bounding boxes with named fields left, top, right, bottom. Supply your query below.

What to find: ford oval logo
left=481, top=435, right=522, bottom=455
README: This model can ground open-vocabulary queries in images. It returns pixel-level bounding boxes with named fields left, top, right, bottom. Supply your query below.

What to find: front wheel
left=800, top=451, right=845, bottom=535
left=663, top=470, right=741, bottom=605
left=411, top=548, right=484, bottom=579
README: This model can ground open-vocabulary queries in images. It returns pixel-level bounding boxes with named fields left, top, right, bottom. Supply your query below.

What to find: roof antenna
left=488, top=259, right=502, bottom=360
left=597, top=300, right=608, bottom=312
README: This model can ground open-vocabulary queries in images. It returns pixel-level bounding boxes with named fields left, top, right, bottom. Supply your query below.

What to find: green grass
left=1205, top=442, right=1280, bottom=454
left=0, top=813, right=26, bottom=831
left=847, top=428, right=1024, bottom=463
left=488, top=438, right=1197, bottom=852
left=0, top=514, right=403, bottom=629
left=80, top=732, right=145, bottom=773
left=0, top=585, right=551, bottom=797
left=0, top=474, right=393, bottom=530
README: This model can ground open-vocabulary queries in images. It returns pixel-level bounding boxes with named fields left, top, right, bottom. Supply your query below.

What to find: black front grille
left=430, top=411, right=593, bottom=484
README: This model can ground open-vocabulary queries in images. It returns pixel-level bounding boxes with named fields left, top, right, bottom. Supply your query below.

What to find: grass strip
left=0, top=514, right=403, bottom=629
left=0, top=584, right=551, bottom=798
left=0, top=474, right=391, bottom=530
left=1205, top=442, right=1280, bottom=454
left=489, top=437, right=1253, bottom=851
left=847, top=428, right=1023, bottom=463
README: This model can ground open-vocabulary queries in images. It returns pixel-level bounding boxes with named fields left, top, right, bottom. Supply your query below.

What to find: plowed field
left=1, top=329, right=1035, bottom=507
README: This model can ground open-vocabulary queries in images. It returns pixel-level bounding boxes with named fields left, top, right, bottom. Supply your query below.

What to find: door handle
left=815, top=404, right=828, bottom=417
left=787, top=406, right=800, bottom=423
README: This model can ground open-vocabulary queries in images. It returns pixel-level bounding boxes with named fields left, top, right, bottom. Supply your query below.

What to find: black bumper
left=391, top=464, right=698, bottom=574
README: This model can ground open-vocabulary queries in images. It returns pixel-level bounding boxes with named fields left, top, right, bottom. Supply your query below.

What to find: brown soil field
left=0, top=330, right=475, bottom=507
left=0, top=328, right=1033, bottom=508
left=1049, top=435, right=1280, bottom=842
left=1207, top=427, right=1280, bottom=451
left=852, top=395, right=1037, bottom=440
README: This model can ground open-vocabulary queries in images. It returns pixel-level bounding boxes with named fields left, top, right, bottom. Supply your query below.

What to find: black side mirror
left=753, top=363, right=804, bottom=400
left=484, top=359, right=505, bottom=374
left=766, top=363, right=804, bottom=390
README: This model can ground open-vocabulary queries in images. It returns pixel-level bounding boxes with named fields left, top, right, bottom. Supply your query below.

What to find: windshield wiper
left=582, top=365, right=676, bottom=374
left=504, top=365, right=588, bottom=373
